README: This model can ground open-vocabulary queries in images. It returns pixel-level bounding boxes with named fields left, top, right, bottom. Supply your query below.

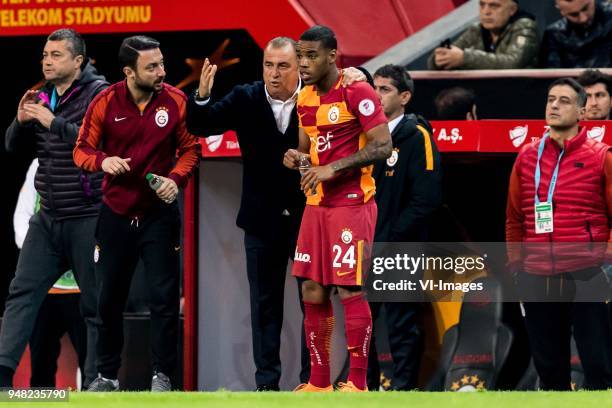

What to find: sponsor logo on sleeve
left=358, top=99, right=375, bottom=116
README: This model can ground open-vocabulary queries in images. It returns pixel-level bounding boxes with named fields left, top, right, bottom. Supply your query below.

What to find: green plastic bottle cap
left=146, top=173, right=154, bottom=181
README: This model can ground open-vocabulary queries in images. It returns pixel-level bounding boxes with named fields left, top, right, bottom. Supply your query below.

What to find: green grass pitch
left=7, top=391, right=611, bottom=408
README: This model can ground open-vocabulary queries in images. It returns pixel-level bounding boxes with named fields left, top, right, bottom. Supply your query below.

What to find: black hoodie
left=372, top=113, right=442, bottom=242
left=5, top=60, right=109, bottom=219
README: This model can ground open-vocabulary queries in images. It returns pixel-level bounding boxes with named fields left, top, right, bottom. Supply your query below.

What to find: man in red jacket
left=506, top=77, right=612, bottom=390
left=73, top=35, right=199, bottom=391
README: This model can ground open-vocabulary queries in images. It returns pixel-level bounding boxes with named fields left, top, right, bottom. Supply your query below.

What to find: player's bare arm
left=300, top=123, right=391, bottom=192
left=331, top=123, right=392, bottom=171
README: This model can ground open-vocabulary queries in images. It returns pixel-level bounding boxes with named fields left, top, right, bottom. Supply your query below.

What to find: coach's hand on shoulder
left=300, top=164, right=335, bottom=195
left=283, top=149, right=303, bottom=170
left=341, top=67, right=366, bottom=87
left=197, top=58, right=217, bottom=100
left=101, top=156, right=131, bottom=175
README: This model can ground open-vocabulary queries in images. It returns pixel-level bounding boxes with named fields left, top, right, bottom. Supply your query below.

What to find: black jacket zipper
left=586, top=221, right=594, bottom=242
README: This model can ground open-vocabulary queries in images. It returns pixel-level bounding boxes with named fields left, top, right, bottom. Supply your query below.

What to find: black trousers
left=0, top=211, right=98, bottom=387
left=367, top=302, right=423, bottom=391
left=244, top=223, right=310, bottom=387
left=95, top=204, right=180, bottom=379
left=29, top=293, right=86, bottom=387
left=522, top=271, right=612, bottom=390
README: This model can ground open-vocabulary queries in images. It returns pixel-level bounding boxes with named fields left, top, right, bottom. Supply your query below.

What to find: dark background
left=412, top=77, right=552, bottom=120
left=0, top=29, right=548, bottom=389
left=0, top=30, right=565, bottom=306
left=0, top=29, right=264, bottom=312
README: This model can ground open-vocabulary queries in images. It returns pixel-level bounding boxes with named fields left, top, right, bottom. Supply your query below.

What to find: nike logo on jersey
left=336, top=270, right=352, bottom=277
left=114, top=116, right=128, bottom=122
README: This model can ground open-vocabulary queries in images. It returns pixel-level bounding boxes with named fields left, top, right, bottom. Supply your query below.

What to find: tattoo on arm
left=331, top=136, right=392, bottom=172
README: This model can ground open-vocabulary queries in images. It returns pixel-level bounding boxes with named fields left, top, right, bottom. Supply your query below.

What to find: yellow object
left=431, top=302, right=462, bottom=344
left=416, top=124, right=435, bottom=171
left=336, top=381, right=368, bottom=392
left=293, top=383, right=333, bottom=392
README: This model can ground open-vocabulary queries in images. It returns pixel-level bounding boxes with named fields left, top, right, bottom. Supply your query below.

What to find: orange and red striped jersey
left=298, top=75, right=387, bottom=207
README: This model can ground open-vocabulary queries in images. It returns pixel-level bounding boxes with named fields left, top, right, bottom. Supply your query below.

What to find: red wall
left=0, top=0, right=461, bottom=65
left=291, top=0, right=460, bottom=65
left=0, top=0, right=309, bottom=48
left=13, top=337, right=79, bottom=390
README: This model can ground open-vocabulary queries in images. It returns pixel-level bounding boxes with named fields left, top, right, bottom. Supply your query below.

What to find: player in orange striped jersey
left=284, top=26, right=392, bottom=392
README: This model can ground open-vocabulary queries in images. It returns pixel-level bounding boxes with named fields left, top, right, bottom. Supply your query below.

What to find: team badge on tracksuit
left=155, top=107, right=169, bottom=128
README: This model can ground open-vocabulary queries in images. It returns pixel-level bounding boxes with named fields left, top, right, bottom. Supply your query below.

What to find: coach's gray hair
left=266, top=37, right=296, bottom=50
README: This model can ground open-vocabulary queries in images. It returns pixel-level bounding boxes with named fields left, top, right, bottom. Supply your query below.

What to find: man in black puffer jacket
left=540, top=0, right=611, bottom=68
left=1, top=28, right=108, bottom=388
left=368, top=65, right=442, bottom=391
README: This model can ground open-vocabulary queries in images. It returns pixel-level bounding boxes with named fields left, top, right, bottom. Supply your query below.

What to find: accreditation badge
left=534, top=202, right=553, bottom=234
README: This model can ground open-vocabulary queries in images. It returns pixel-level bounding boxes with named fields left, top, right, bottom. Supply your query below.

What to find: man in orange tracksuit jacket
left=73, top=35, right=199, bottom=391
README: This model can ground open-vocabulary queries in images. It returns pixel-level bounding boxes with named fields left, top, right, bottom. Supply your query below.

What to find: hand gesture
left=22, top=102, right=55, bottom=130
left=17, top=90, right=39, bottom=124
left=101, top=157, right=131, bottom=175
left=198, top=58, right=217, bottom=100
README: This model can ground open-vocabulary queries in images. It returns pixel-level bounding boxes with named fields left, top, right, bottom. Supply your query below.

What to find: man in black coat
left=186, top=37, right=367, bottom=390
left=1, top=28, right=108, bottom=388
left=540, top=0, right=611, bottom=68
left=367, top=64, right=442, bottom=390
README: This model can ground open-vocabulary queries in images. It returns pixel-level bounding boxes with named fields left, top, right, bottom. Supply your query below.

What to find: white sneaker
left=151, top=372, right=171, bottom=392
left=87, top=374, right=119, bottom=391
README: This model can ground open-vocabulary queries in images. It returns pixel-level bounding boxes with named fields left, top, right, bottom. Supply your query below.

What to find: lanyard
left=49, top=88, right=58, bottom=112
left=534, top=134, right=564, bottom=205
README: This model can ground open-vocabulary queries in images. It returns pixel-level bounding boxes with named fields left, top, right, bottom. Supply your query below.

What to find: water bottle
left=298, top=155, right=313, bottom=195
left=146, top=173, right=163, bottom=190
left=146, top=173, right=174, bottom=203
left=298, top=155, right=311, bottom=176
